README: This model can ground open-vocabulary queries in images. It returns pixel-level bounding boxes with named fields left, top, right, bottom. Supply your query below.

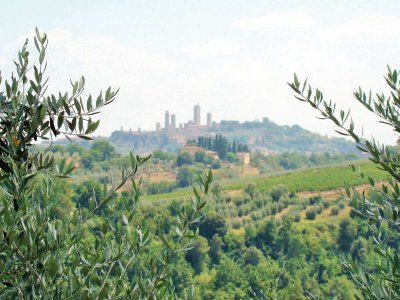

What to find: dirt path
left=296, top=183, right=379, bottom=201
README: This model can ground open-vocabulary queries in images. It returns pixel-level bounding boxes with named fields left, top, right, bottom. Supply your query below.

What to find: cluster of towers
left=156, top=105, right=213, bottom=132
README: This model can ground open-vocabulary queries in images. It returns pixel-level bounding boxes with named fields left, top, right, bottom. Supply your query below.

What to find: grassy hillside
left=143, top=160, right=387, bottom=201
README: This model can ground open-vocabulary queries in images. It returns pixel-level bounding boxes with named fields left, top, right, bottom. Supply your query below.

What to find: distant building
left=171, top=114, right=176, bottom=129
left=156, top=122, right=161, bottom=132
left=194, top=104, right=201, bottom=125
left=165, top=110, right=170, bottom=129
left=180, top=145, right=204, bottom=155
left=207, top=112, right=212, bottom=127
left=251, top=147, right=278, bottom=156
left=205, top=150, right=219, bottom=160
left=236, top=152, right=251, bottom=166
left=184, top=121, right=194, bottom=129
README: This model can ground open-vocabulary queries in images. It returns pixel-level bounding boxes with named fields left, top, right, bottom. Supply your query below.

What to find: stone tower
left=193, top=104, right=201, bottom=126
left=164, top=110, right=170, bottom=129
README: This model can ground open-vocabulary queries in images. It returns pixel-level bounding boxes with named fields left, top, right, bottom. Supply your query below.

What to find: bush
left=270, top=184, right=289, bottom=202
left=300, top=199, right=309, bottom=209
left=194, top=151, right=206, bottom=163
left=233, top=197, right=244, bottom=207
left=270, top=203, right=278, bottom=215
left=244, top=183, right=259, bottom=200
left=294, top=213, right=301, bottom=222
left=338, top=219, right=357, bottom=252
left=226, top=152, right=238, bottom=163
left=231, top=219, right=242, bottom=229
left=243, top=246, right=263, bottom=266
left=152, top=150, right=176, bottom=161
left=211, top=161, right=221, bottom=169
left=147, top=181, right=176, bottom=194
left=309, top=195, right=322, bottom=205
left=306, top=208, right=318, bottom=220
left=282, top=198, right=290, bottom=208
left=331, top=206, right=340, bottom=215
left=199, top=214, right=228, bottom=240
left=177, top=152, right=194, bottom=166
left=176, top=166, right=194, bottom=187
left=322, top=200, right=330, bottom=209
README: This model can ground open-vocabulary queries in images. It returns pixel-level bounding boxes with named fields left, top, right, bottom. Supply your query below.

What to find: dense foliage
left=0, top=29, right=212, bottom=299
left=37, top=138, right=393, bottom=299
left=192, top=135, right=249, bottom=160
left=289, top=67, right=400, bottom=298
left=50, top=166, right=391, bottom=299
left=4, top=28, right=395, bottom=300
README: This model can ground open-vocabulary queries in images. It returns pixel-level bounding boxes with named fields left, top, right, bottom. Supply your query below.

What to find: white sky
left=1, top=0, right=400, bottom=144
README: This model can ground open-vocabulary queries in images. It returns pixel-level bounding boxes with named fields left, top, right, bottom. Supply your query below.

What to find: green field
left=223, top=161, right=387, bottom=192
left=142, top=160, right=388, bottom=201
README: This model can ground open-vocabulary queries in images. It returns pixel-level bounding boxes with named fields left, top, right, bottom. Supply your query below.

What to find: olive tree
left=289, top=67, right=400, bottom=299
left=0, top=28, right=211, bottom=299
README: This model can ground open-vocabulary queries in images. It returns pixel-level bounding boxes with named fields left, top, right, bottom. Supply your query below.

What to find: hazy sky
left=1, top=0, right=400, bottom=144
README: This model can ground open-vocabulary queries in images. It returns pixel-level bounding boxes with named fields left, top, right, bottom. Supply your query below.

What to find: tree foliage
left=194, top=135, right=249, bottom=160
left=0, top=29, right=212, bottom=299
left=289, top=67, right=400, bottom=299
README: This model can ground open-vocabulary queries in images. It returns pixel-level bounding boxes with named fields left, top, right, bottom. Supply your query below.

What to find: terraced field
left=143, top=160, right=387, bottom=202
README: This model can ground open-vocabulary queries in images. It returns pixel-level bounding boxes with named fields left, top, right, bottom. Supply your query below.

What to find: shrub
left=176, top=166, right=194, bottom=187
left=233, top=197, right=244, bottom=207
left=147, top=181, right=176, bottom=194
left=294, top=213, right=301, bottom=222
left=338, top=200, right=346, bottom=209
left=199, top=214, right=228, bottom=240
left=231, top=219, right=242, bottom=229
left=306, top=208, right=318, bottom=220
left=270, top=203, right=278, bottom=215
left=331, top=206, right=340, bottom=215
left=177, top=152, right=194, bottom=166
left=226, top=152, right=238, bottom=163
left=282, top=198, right=290, bottom=208
left=309, top=195, right=322, bottom=205
left=270, top=184, right=289, bottom=201
left=322, top=200, right=330, bottom=209
left=211, top=161, right=221, bottom=169
left=245, top=183, right=259, bottom=199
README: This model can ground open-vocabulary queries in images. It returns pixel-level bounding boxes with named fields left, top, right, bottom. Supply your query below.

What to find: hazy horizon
left=1, top=1, right=400, bottom=144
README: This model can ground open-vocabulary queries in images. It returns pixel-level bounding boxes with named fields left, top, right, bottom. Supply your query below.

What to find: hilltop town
left=109, top=104, right=358, bottom=156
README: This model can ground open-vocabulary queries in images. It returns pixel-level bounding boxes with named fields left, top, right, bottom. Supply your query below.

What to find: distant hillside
left=108, top=118, right=359, bottom=155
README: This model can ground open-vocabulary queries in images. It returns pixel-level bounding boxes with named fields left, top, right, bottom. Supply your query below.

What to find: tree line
left=191, top=135, right=249, bottom=160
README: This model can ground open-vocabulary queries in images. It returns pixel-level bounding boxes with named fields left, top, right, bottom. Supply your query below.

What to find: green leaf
left=160, top=234, right=173, bottom=251
left=57, top=113, right=64, bottom=129
left=39, top=47, right=45, bottom=64
left=87, top=95, right=93, bottom=111
left=78, top=135, right=93, bottom=140
left=74, top=98, right=81, bottom=115
left=122, top=214, right=129, bottom=226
